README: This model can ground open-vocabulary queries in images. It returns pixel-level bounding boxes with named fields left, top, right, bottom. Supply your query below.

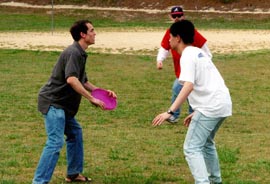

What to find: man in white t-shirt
left=152, top=20, right=232, bottom=184
left=155, top=6, right=212, bottom=124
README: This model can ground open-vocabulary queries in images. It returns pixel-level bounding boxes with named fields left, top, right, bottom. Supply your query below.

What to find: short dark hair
left=70, top=20, right=92, bottom=41
left=170, top=20, right=195, bottom=44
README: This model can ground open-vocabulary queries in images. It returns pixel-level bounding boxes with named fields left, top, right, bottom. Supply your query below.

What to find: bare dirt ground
left=1, top=29, right=270, bottom=54
left=1, top=2, right=270, bottom=54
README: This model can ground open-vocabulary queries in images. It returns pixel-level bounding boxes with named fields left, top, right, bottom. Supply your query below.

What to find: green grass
left=0, top=48, right=270, bottom=183
left=1, top=3, right=270, bottom=183
left=1, top=6, right=270, bottom=31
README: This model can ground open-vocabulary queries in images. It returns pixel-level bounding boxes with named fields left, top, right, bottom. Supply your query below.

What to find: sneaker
left=166, top=116, right=179, bottom=124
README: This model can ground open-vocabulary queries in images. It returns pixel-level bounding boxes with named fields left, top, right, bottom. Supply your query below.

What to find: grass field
left=1, top=6, right=270, bottom=31
left=0, top=49, right=270, bottom=184
left=0, top=4, right=270, bottom=184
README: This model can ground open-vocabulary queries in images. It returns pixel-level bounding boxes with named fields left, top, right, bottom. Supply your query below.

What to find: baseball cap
left=171, top=6, right=184, bottom=15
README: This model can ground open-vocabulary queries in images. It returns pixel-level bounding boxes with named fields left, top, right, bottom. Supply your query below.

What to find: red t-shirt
left=161, top=29, right=207, bottom=78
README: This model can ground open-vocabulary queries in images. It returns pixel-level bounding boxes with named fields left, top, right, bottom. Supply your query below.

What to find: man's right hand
left=156, top=62, right=163, bottom=70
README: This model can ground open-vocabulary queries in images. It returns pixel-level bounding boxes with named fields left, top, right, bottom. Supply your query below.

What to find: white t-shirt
left=179, top=46, right=232, bottom=117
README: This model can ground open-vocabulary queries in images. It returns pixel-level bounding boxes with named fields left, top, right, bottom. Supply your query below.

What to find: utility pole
left=51, top=0, right=54, bottom=35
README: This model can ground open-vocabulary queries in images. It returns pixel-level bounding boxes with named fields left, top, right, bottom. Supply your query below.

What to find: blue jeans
left=172, top=78, right=193, bottom=118
left=32, top=106, right=84, bottom=184
left=183, top=111, right=226, bottom=184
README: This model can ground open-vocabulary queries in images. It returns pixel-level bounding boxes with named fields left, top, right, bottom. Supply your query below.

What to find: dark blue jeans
left=171, top=78, right=193, bottom=118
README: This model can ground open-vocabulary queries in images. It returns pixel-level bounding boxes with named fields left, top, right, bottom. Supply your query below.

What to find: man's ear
left=80, top=32, right=86, bottom=38
left=177, top=35, right=181, bottom=43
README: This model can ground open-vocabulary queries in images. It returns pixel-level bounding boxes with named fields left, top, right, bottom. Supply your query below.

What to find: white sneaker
left=166, top=116, right=179, bottom=124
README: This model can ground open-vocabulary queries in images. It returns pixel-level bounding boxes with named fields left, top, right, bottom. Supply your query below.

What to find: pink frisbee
left=91, top=88, right=117, bottom=110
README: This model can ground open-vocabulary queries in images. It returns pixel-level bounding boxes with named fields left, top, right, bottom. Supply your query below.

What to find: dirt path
left=1, top=2, right=270, bottom=54
left=1, top=29, right=270, bottom=54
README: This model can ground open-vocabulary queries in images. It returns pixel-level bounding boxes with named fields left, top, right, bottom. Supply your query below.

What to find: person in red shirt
left=156, top=6, right=212, bottom=123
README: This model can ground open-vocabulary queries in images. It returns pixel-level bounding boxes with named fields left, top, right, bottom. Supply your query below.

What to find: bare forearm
left=67, top=76, right=94, bottom=101
left=67, top=76, right=106, bottom=109
left=83, top=81, right=98, bottom=92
